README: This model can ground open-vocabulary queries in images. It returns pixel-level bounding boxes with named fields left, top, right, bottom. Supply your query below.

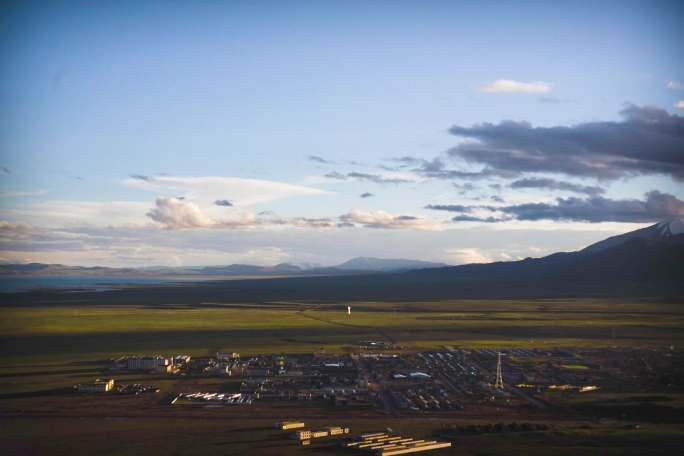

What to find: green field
left=2, top=299, right=683, bottom=365
left=2, top=299, right=684, bottom=455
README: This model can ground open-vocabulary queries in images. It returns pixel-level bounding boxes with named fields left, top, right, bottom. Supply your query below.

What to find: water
left=0, top=275, right=175, bottom=293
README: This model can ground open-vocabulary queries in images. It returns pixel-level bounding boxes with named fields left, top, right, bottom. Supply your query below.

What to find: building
left=276, top=421, right=305, bottom=430
left=293, top=430, right=312, bottom=440
left=126, top=355, right=172, bottom=372
left=217, top=352, right=240, bottom=361
left=327, top=426, right=350, bottom=436
left=345, top=433, right=452, bottom=455
left=76, top=378, right=115, bottom=393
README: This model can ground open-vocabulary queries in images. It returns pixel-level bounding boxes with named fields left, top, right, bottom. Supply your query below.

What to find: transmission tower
left=494, top=352, right=504, bottom=390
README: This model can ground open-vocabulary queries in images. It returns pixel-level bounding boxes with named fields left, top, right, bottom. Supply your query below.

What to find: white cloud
left=147, top=197, right=217, bottom=229
left=4, top=200, right=151, bottom=227
left=123, top=175, right=327, bottom=206
left=476, top=79, right=553, bottom=94
left=0, top=242, right=290, bottom=268
left=146, top=197, right=340, bottom=230
left=675, top=100, right=684, bottom=109
left=0, top=220, right=34, bottom=240
left=339, top=209, right=441, bottom=230
left=444, top=247, right=491, bottom=264
left=0, top=190, right=48, bottom=198
left=667, top=80, right=683, bottom=91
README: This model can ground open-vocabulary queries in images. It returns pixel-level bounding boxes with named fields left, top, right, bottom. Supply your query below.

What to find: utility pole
left=494, top=352, right=504, bottom=390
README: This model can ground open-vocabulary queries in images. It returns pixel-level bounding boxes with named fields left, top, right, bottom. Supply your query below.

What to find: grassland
left=2, top=298, right=683, bottom=454
left=2, top=300, right=684, bottom=366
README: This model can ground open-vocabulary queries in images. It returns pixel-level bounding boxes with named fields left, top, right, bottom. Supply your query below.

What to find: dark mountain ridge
left=1, top=220, right=682, bottom=303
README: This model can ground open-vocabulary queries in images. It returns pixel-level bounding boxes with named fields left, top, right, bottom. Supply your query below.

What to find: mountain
left=403, top=218, right=684, bottom=295
left=334, top=257, right=448, bottom=272
left=581, top=218, right=684, bottom=254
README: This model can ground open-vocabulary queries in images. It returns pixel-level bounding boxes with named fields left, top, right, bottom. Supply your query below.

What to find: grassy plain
left=2, top=298, right=683, bottom=455
left=2, top=299, right=683, bottom=365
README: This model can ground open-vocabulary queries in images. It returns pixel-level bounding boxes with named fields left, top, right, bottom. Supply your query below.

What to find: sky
left=1, top=0, right=683, bottom=267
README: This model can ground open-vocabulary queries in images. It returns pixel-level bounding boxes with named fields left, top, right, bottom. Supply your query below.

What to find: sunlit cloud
left=476, top=79, right=553, bottom=93
left=123, top=175, right=328, bottom=206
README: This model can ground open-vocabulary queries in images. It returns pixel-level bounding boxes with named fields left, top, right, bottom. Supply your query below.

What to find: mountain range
left=0, top=257, right=446, bottom=277
left=1, top=219, right=682, bottom=300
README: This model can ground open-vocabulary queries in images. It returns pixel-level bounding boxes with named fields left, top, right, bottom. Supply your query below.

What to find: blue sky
left=1, top=0, right=683, bottom=266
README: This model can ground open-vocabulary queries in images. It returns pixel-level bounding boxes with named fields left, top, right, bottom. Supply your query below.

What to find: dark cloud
left=411, top=157, right=513, bottom=180
left=308, top=155, right=333, bottom=164
left=510, top=177, right=605, bottom=196
left=324, top=171, right=347, bottom=180
left=451, top=215, right=503, bottom=223
left=130, top=174, right=152, bottom=181
left=214, top=199, right=233, bottom=207
left=453, top=182, right=476, bottom=194
left=325, top=171, right=412, bottom=184
left=387, top=156, right=424, bottom=168
left=424, top=204, right=472, bottom=212
left=537, top=96, right=568, bottom=104
left=446, top=105, right=684, bottom=181
left=348, top=172, right=412, bottom=184
left=498, top=191, right=684, bottom=223
left=428, top=190, right=684, bottom=224
left=360, top=192, right=374, bottom=198
left=490, top=195, right=505, bottom=203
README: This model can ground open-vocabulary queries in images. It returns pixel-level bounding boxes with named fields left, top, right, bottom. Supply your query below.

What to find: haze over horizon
left=2, top=0, right=684, bottom=268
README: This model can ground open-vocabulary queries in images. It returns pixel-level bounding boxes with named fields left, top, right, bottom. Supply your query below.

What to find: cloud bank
left=510, top=177, right=605, bottom=196
left=426, top=191, right=684, bottom=224
left=339, top=209, right=440, bottom=230
left=447, top=105, right=684, bottom=181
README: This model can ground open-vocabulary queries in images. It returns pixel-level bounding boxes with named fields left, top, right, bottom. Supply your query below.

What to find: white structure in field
left=348, top=305, right=351, bottom=315
left=494, top=352, right=504, bottom=390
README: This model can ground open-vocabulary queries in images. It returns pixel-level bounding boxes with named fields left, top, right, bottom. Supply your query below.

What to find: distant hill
left=334, top=257, right=447, bottom=272
left=0, top=257, right=447, bottom=277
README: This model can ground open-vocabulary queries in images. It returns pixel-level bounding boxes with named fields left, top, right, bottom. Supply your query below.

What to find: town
left=68, top=344, right=683, bottom=453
